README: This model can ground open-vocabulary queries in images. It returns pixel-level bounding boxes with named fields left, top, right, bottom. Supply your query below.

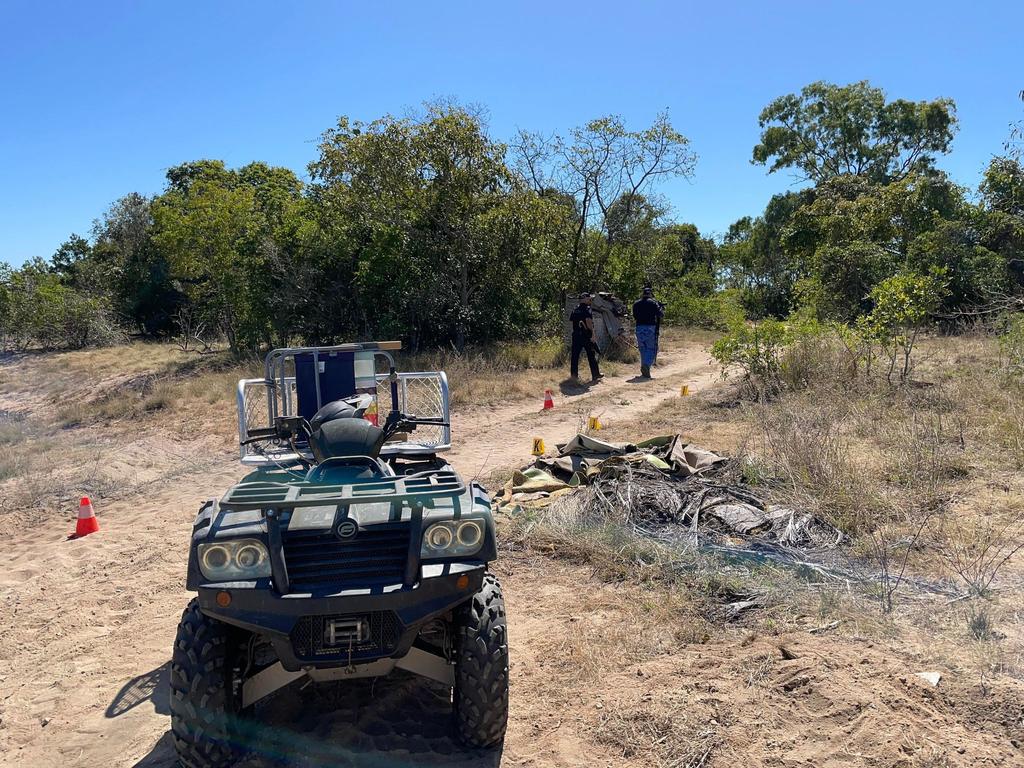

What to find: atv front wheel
left=169, top=598, right=245, bottom=768
left=453, top=572, right=509, bottom=748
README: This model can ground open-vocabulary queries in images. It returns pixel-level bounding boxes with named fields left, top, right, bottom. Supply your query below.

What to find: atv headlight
left=421, top=520, right=483, bottom=558
left=198, top=539, right=271, bottom=581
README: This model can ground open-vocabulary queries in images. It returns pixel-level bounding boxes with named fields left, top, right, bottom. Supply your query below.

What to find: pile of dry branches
left=561, top=456, right=845, bottom=555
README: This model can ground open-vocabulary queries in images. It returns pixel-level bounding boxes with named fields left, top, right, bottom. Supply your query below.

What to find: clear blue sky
left=2, top=0, right=1022, bottom=266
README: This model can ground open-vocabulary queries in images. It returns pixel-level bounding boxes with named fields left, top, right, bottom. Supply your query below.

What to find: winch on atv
left=170, top=342, right=508, bottom=768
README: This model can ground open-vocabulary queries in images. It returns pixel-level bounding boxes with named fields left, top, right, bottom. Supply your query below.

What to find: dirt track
left=448, top=348, right=720, bottom=479
left=0, top=341, right=715, bottom=767
left=2, top=339, right=1021, bottom=767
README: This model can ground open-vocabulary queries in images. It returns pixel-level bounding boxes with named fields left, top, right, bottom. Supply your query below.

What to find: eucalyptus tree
left=753, top=81, right=957, bottom=184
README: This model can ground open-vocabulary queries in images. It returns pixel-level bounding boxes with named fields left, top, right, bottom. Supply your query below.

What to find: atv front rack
left=218, top=466, right=468, bottom=592
left=220, top=469, right=466, bottom=511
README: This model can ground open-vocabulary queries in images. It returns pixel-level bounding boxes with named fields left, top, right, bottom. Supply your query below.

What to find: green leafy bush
left=998, top=313, right=1024, bottom=376
left=662, top=271, right=744, bottom=330
left=0, top=262, right=123, bottom=351
left=711, top=319, right=789, bottom=394
left=865, top=269, right=949, bottom=384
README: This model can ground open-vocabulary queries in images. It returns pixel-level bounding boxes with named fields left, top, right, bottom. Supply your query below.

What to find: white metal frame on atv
left=236, top=342, right=451, bottom=466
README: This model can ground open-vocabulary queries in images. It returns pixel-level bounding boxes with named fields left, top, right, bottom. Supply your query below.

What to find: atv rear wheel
left=169, top=598, right=246, bottom=768
left=453, top=572, right=509, bottom=748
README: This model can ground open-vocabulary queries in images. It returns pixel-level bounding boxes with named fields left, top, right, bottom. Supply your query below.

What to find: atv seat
left=309, top=418, right=386, bottom=463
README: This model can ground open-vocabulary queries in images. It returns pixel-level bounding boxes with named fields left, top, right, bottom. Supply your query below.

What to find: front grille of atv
left=280, top=523, right=410, bottom=590
left=290, top=611, right=402, bottom=661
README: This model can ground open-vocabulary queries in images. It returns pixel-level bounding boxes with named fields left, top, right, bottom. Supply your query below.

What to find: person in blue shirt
left=569, top=293, right=603, bottom=383
left=632, top=286, right=664, bottom=378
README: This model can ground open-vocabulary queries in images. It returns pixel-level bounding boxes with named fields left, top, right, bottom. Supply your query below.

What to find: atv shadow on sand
left=133, top=672, right=503, bottom=767
left=107, top=662, right=171, bottom=718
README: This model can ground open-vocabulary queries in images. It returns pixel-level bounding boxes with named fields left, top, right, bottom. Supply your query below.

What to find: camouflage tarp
left=496, top=433, right=844, bottom=551
left=563, top=292, right=630, bottom=353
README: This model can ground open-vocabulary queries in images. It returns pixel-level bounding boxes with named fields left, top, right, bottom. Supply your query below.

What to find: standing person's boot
left=640, top=364, right=650, bottom=378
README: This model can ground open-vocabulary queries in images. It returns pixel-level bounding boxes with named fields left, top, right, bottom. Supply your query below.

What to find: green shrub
left=711, top=319, right=789, bottom=394
left=0, top=262, right=124, bottom=351
left=998, top=313, right=1024, bottom=377
left=663, top=273, right=744, bottom=330
left=866, top=269, right=948, bottom=384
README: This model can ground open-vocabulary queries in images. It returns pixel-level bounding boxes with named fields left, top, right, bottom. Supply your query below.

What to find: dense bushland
left=2, top=82, right=1023, bottom=354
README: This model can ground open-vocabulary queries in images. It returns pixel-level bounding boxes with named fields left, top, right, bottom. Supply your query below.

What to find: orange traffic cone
left=75, top=497, right=100, bottom=537
left=543, top=389, right=554, bottom=410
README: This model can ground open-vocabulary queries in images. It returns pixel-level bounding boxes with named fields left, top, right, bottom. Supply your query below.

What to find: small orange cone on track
left=543, top=389, right=554, bottom=410
left=74, top=497, right=100, bottom=537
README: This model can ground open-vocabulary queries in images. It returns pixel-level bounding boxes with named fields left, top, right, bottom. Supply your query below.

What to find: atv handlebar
left=381, top=413, right=449, bottom=442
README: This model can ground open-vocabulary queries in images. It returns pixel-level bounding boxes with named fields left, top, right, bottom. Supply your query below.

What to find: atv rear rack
left=220, top=469, right=466, bottom=511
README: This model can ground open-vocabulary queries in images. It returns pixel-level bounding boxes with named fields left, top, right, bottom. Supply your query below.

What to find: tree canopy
left=2, top=82, right=1023, bottom=355
left=752, top=81, right=957, bottom=184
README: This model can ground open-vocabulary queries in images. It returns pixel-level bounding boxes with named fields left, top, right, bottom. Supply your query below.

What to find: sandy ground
left=448, top=347, right=721, bottom=479
left=1, top=339, right=1022, bottom=767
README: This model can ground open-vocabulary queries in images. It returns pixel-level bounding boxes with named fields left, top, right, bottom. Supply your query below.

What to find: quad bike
left=169, top=343, right=508, bottom=768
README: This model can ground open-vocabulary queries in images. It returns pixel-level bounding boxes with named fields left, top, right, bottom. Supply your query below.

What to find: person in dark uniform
left=633, top=286, right=664, bottom=378
left=569, top=293, right=603, bottom=383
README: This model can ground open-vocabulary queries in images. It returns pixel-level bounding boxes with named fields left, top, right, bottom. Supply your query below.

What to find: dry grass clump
left=0, top=411, right=27, bottom=446
left=595, top=703, right=717, bottom=768
left=573, top=331, right=1024, bottom=614
left=738, top=336, right=1024, bottom=612
left=746, top=337, right=1013, bottom=510
left=56, top=365, right=254, bottom=428
left=751, top=394, right=870, bottom=530
left=545, top=591, right=709, bottom=682
left=778, top=327, right=857, bottom=391
left=504, top=501, right=698, bottom=586
left=26, top=340, right=198, bottom=377
left=501, top=498, right=795, bottom=634
left=399, top=336, right=565, bottom=373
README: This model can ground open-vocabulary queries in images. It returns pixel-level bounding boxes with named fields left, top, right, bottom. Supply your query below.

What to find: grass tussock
left=596, top=703, right=718, bottom=768
left=56, top=367, right=254, bottom=428
left=501, top=497, right=787, bottom=632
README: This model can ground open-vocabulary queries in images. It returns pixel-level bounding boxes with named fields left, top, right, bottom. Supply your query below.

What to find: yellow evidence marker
left=680, top=384, right=691, bottom=396
left=587, top=416, right=602, bottom=431
left=531, top=437, right=546, bottom=456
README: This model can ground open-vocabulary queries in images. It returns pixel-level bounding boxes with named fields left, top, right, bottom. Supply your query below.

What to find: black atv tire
left=169, top=598, right=245, bottom=768
left=453, top=572, right=509, bottom=749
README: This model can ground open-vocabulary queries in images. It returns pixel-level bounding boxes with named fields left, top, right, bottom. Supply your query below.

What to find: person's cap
left=642, top=286, right=654, bottom=296
left=579, top=292, right=592, bottom=299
